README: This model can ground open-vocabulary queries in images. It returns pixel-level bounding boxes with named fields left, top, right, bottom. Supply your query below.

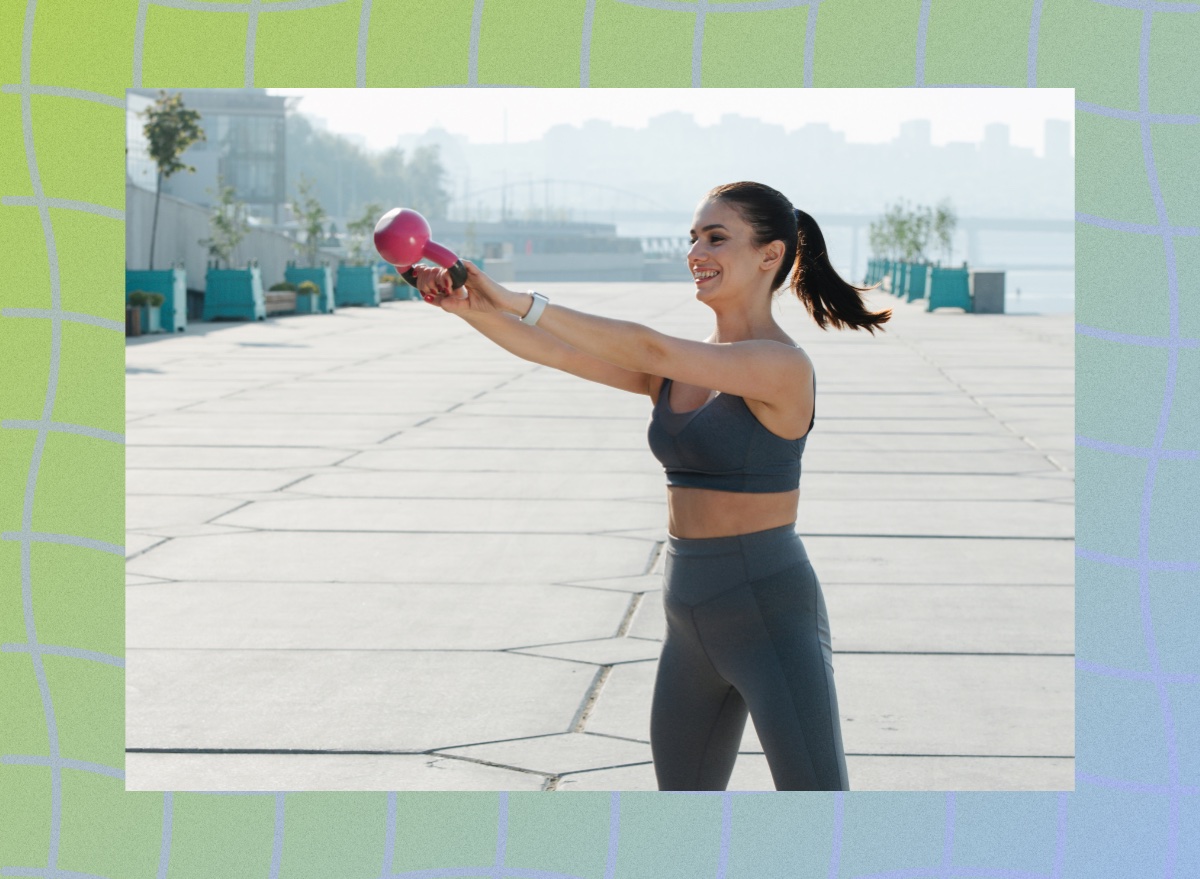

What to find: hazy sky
left=269, top=88, right=1074, bottom=155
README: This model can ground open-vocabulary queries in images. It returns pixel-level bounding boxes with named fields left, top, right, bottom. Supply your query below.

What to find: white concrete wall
left=125, top=184, right=337, bottom=292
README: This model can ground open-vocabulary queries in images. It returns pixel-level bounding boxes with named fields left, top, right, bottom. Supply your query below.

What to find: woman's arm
left=427, top=261, right=810, bottom=406
left=457, top=310, right=653, bottom=396
left=410, top=264, right=652, bottom=396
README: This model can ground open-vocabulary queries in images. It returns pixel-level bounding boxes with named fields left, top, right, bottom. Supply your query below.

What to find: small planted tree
left=290, top=176, right=327, bottom=267
left=141, top=91, right=205, bottom=270
left=200, top=177, right=249, bottom=269
left=344, top=201, right=385, bottom=265
left=934, top=198, right=957, bottom=265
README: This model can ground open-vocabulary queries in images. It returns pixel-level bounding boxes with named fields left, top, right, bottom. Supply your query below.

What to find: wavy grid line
left=915, top=0, right=931, bottom=87
left=245, top=0, right=262, bottom=87
left=1077, top=659, right=1197, bottom=684
left=2, top=308, right=125, bottom=332
left=0, top=83, right=125, bottom=108
left=1, top=532, right=125, bottom=555
left=1, top=643, right=125, bottom=668
left=1, top=755, right=124, bottom=781
left=604, top=792, right=619, bottom=879
left=1028, top=0, right=1043, bottom=86
left=8, top=0, right=70, bottom=870
left=2, top=420, right=125, bottom=444
left=1075, top=323, right=1199, bottom=349
left=1077, top=99, right=1199, bottom=124
left=1, top=196, right=124, bottom=221
left=1076, top=547, right=1198, bottom=572
left=157, top=792, right=173, bottom=879
left=356, top=0, right=371, bottom=87
left=1089, top=0, right=1198, bottom=11
left=1077, top=211, right=1199, bottom=236
left=1075, top=435, right=1197, bottom=460
left=0, top=1, right=1157, bottom=877
left=146, top=0, right=348, bottom=12
left=1130, top=9, right=1185, bottom=876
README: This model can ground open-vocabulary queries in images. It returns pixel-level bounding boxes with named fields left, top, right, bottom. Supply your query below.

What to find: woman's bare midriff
left=667, top=485, right=800, bottom=539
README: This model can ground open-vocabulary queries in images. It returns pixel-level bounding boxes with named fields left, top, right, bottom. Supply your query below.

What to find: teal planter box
left=928, top=265, right=972, bottom=312
left=285, top=264, right=335, bottom=314
left=126, top=268, right=186, bottom=332
left=204, top=266, right=265, bottom=321
left=897, top=262, right=910, bottom=299
left=906, top=263, right=930, bottom=302
left=336, top=264, right=381, bottom=307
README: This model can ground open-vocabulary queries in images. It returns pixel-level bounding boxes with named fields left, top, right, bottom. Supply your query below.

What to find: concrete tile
left=799, top=472, right=1074, bottom=501
left=127, top=446, right=352, bottom=470
left=796, top=499, right=1071, bottom=539
left=801, top=536, right=1074, bottom=584
left=126, top=469, right=311, bottom=496
left=127, top=581, right=632, bottom=650
left=378, top=426, right=648, bottom=451
left=805, top=450, right=1064, bottom=475
left=345, top=447, right=657, bottom=474
left=555, top=762, right=658, bottom=791
left=440, top=732, right=652, bottom=776
left=514, top=639, right=662, bottom=665
left=126, top=427, right=389, bottom=447
left=212, top=497, right=666, bottom=535
left=825, top=583, right=1074, bottom=654
left=295, top=470, right=666, bottom=500
left=125, top=532, right=656, bottom=584
left=627, top=591, right=664, bottom=641
left=125, top=752, right=545, bottom=791
left=127, top=649, right=594, bottom=751
left=843, top=755, right=1074, bottom=791
left=560, top=574, right=665, bottom=594
left=126, top=533, right=167, bottom=559
left=126, top=496, right=249, bottom=530
left=836, top=654, right=1073, bottom=756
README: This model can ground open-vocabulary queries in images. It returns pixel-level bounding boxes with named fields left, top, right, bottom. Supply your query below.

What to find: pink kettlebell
left=373, top=208, right=468, bottom=292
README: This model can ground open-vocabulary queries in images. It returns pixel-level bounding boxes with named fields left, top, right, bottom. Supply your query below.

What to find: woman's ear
left=761, top=240, right=786, bottom=271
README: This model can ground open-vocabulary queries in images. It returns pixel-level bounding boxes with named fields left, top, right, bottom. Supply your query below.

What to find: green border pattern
left=1, top=0, right=1196, bottom=875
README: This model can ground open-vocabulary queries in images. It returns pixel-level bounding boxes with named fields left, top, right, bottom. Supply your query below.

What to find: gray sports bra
left=647, top=375, right=814, bottom=493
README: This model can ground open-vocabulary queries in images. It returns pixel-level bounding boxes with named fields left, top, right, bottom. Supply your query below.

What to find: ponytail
left=705, top=181, right=890, bottom=334
left=792, top=208, right=891, bottom=335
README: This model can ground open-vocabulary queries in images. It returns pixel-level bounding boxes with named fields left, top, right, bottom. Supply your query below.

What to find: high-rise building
left=127, top=88, right=289, bottom=224
left=899, top=119, right=932, bottom=147
left=1044, top=118, right=1071, bottom=160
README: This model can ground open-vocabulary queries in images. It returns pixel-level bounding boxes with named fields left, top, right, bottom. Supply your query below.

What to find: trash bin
left=970, top=271, right=1005, bottom=314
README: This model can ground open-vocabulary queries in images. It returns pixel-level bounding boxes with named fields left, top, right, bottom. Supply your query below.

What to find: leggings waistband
left=666, top=522, right=804, bottom=558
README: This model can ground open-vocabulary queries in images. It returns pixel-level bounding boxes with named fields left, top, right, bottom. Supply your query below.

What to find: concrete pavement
left=125, top=283, right=1074, bottom=791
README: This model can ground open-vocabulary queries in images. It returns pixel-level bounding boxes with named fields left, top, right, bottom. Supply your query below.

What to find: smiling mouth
left=692, top=270, right=719, bottom=282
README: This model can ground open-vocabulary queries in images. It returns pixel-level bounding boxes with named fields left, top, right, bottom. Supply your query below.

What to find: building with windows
left=127, top=88, right=289, bottom=223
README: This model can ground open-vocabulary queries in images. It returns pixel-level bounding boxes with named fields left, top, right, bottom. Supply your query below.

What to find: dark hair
left=705, top=181, right=891, bottom=334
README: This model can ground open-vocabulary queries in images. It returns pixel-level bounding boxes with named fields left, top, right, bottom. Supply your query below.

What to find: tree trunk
left=149, top=171, right=163, bottom=270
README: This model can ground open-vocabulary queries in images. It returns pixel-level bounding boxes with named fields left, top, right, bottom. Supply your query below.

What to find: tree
left=200, top=177, right=249, bottom=269
left=290, top=176, right=328, bottom=267
left=405, top=145, right=450, bottom=220
left=345, top=201, right=384, bottom=265
left=141, top=91, right=205, bottom=270
left=934, top=198, right=957, bottom=264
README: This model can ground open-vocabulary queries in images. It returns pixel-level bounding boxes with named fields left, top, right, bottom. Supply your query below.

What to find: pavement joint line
left=642, top=541, right=665, bottom=575
left=615, top=593, right=645, bottom=638
left=570, top=665, right=613, bottom=733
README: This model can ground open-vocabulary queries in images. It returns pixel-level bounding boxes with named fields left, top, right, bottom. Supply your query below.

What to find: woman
left=412, top=181, right=890, bottom=791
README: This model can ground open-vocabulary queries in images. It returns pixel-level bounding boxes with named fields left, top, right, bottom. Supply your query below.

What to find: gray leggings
left=650, top=523, right=849, bottom=791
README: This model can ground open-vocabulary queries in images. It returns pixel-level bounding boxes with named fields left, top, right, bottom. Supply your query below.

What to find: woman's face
left=687, top=198, right=780, bottom=300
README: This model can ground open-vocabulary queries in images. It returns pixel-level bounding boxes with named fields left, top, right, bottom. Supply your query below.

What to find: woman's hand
left=411, top=261, right=522, bottom=318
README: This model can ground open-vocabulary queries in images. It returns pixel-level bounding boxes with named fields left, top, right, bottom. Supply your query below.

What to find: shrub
left=297, top=280, right=320, bottom=296
left=128, top=290, right=149, bottom=307
left=269, top=281, right=298, bottom=292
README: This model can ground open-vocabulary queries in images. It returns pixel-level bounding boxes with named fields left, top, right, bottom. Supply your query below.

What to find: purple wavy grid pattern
left=1, top=0, right=1195, bottom=875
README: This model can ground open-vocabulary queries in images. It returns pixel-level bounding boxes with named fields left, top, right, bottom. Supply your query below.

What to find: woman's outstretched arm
left=410, top=264, right=653, bottom=396
left=426, top=262, right=810, bottom=407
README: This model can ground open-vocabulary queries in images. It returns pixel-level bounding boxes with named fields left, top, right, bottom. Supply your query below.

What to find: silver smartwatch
left=520, top=291, right=549, bottom=326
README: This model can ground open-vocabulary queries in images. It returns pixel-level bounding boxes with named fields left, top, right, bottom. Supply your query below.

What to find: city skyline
left=269, top=88, right=1074, bottom=158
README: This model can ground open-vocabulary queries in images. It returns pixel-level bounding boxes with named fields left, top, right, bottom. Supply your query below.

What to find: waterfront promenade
left=125, top=283, right=1073, bottom=791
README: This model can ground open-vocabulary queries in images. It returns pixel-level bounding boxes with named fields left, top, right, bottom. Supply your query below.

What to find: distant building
left=982, top=122, right=1010, bottom=153
left=899, top=119, right=932, bottom=147
left=1044, top=119, right=1071, bottom=160
left=127, top=88, right=289, bottom=224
